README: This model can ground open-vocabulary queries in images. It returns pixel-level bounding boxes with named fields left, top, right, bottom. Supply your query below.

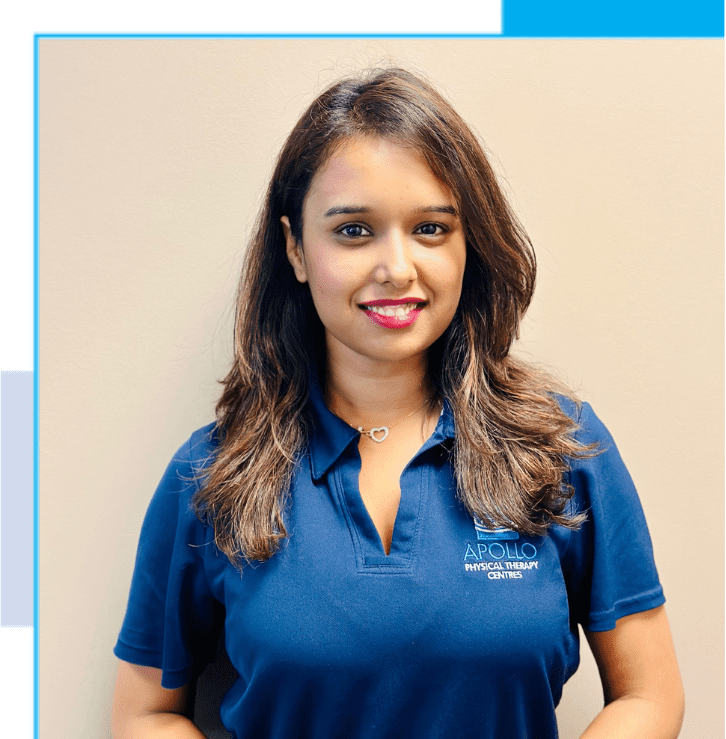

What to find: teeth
left=368, top=303, right=418, bottom=317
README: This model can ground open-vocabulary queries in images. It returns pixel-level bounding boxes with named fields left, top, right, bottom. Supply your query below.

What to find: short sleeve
left=113, top=425, right=224, bottom=689
left=562, top=403, right=665, bottom=632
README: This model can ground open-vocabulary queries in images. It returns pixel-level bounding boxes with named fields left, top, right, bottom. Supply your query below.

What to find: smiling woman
left=111, top=68, right=683, bottom=739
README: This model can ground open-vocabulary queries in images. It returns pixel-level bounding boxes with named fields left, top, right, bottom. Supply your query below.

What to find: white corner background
left=6, top=3, right=724, bottom=739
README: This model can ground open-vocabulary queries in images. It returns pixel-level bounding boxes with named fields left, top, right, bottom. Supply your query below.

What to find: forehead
left=305, top=136, right=455, bottom=209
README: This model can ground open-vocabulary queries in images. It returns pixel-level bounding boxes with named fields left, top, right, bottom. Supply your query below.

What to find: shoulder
left=163, top=422, right=221, bottom=479
left=552, top=394, right=614, bottom=457
left=142, top=422, right=221, bottom=532
left=551, top=396, right=636, bottom=523
left=556, top=399, right=642, bottom=523
left=185, top=421, right=222, bottom=469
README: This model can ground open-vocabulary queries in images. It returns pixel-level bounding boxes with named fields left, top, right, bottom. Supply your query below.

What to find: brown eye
left=337, top=224, right=371, bottom=238
left=416, top=223, right=445, bottom=236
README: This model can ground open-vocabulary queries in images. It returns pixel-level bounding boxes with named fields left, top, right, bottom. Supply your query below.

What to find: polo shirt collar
left=306, top=368, right=359, bottom=481
left=306, top=366, right=456, bottom=481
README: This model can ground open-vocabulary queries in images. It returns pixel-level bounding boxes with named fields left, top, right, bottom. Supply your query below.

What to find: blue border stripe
left=35, top=25, right=724, bottom=40
left=33, top=34, right=39, bottom=739
left=503, top=0, right=724, bottom=36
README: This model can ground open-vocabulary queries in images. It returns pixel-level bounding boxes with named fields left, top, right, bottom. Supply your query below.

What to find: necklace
left=343, top=398, right=435, bottom=443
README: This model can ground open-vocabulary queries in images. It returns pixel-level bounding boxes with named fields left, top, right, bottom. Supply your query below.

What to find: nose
left=374, top=230, right=417, bottom=287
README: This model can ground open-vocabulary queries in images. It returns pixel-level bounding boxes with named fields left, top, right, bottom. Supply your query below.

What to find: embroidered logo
left=464, top=517, right=539, bottom=579
left=474, top=517, right=519, bottom=541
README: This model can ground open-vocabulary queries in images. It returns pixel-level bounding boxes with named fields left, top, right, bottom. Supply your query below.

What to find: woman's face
left=283, top=136, right=467, bottom=371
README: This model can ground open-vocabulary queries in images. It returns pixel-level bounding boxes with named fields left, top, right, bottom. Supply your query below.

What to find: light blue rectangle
left=477, top=530, right=520, bottom=541
left=503, top=0, right=723, bottom=36
left=1, top=371, right=34, bottom=627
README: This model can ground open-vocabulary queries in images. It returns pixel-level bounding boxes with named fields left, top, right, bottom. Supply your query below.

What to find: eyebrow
left=415, top=205, right=458, bottom=216
left=323, top=206, right=370, bottom=217
left=323, top=204, right=458, bottom=217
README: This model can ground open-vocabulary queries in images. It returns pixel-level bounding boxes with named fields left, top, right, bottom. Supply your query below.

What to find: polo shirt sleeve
left=562, top=402, right=665, bottom=632
left=113, top=431, right=224, bottom=689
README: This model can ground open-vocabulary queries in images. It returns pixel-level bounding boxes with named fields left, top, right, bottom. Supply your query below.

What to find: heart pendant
left=368, top=427, right=389, bottom=443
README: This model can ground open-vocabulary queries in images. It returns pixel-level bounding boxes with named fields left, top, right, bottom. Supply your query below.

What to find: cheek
left=430, top=253, right=466, bottom=300
left=309, top=269, right=343, bottom=299
left=307, top=251, right=361, bottom=297
left=437, top=267, right=466, bottom=320
left=449, top=250, right=467, bottom=300
left=305, top=255, right=352, bottom=306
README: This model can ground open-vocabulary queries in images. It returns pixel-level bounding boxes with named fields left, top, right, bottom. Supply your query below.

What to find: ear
left=281, top=216, right=308, bottom=283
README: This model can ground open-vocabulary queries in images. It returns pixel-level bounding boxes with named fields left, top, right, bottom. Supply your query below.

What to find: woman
left=112, top=67, right=684, bottom=738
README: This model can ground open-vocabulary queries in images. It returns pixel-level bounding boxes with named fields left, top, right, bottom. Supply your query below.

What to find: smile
left=367, top=303, right=419, bottom=318
left=360, top=302, right=425, bottom=329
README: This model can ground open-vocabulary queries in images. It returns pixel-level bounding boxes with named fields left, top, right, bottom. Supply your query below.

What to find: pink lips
left=359, top=298, right=425, bottom=329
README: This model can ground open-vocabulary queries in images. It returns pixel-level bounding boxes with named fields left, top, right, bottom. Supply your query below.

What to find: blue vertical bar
left=34, top=34, right=40, bottom=739
left=1, top=371, right=34, bottom=626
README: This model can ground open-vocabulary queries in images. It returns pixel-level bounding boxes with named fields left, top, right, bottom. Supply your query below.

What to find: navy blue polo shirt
left=115, top=382, right=665, bottom=739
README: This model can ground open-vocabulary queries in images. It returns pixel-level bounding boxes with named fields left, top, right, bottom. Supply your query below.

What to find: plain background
left=39, top=39, right=723, bottom=737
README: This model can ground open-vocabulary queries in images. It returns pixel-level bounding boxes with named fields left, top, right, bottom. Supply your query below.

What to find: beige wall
left=39, top=39, right=723, bottom=737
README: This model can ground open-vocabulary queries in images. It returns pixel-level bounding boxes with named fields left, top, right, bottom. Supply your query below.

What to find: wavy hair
left=192, top=68, right=592, bottom=567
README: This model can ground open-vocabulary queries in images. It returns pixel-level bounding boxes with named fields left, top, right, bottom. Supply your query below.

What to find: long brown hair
left=193, top=67, right=592, bottom=567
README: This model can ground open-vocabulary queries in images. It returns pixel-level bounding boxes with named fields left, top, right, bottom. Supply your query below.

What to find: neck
left=324, top=353, right=434, bottom=428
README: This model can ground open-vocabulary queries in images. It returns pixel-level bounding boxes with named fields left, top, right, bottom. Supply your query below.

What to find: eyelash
left=335, top=223, right=448, bottom=239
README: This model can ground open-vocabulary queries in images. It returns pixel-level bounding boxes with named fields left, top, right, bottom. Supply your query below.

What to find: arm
left=112, top=660, right=207, bottom=739
left=580, top=606, right=684, bottom=739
